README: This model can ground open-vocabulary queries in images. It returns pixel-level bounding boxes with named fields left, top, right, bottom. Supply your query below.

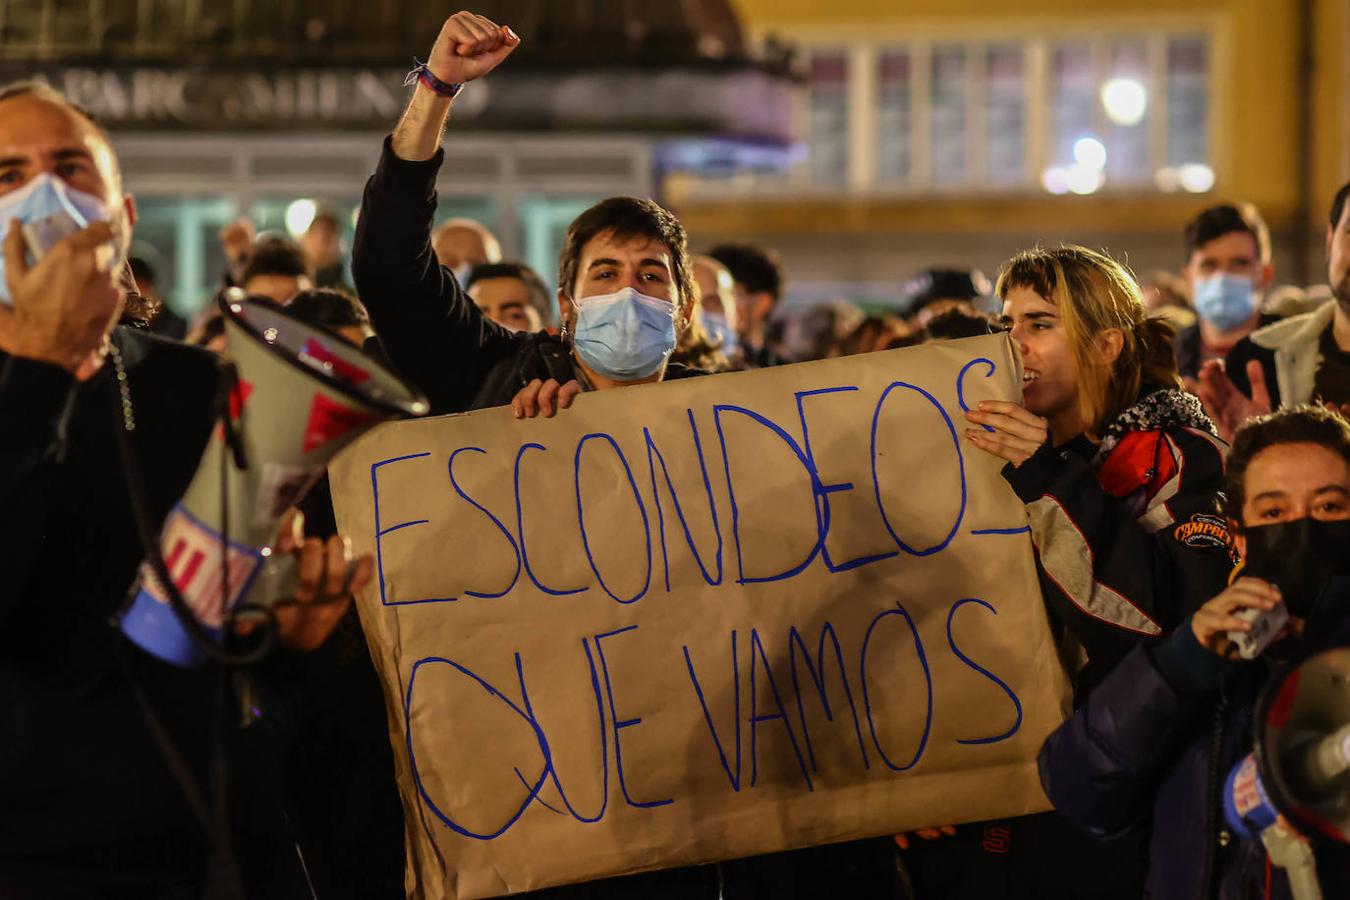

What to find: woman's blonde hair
left=996, top=245, right=1180, bottom=438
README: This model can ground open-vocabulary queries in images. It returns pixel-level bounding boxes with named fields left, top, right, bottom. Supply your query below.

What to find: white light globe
left=1041, top=166, right=1071, bottom=195
left=1101, top=78, right=1148, bottom=127
left=285, top=198, right=318, bottom=236
left=1073, top=137, right=1108, bottom=171
left=1066, top=163, right=1104, bottom=195
left=1154, top=167, right=1181, bottom=192
left=1179, top=163, right=1216, bottom=193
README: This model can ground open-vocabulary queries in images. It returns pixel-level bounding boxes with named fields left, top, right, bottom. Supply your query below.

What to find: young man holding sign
left=350, top=11, right=901, bottom=899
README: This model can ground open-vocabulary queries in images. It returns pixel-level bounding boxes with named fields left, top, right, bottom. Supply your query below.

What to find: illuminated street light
left=1042, top=166, right=1071, bottom=195
left=1043, top=164, right=1103, bottom=196
left=1066, top=164, right=1104, bottom=195
left=1179, top=163, right=1216, bottom=193
left=1154, top=167, right=1181, bottom=193
left=285, top=198, right=318, bottom=236
left=1073, top=137, right=1107, bottom=171
left=1101, top=78, right=1148, bottom=126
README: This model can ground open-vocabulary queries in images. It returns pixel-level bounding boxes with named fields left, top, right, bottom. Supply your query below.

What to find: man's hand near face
left=3, top=218, right=122, bottom=378
left=1194, top=358, right=1273, bottom=444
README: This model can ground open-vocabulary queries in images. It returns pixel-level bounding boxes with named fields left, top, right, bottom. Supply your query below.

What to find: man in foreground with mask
left=0, top=81, right=372, bottom=896
left=1174, top=203, right=1277, bottom=382
left=692, top=253, right=741, bottom=366
left=1038, top=405, right=1350, bottom=899
left=350, top=13, right=904, bottom=897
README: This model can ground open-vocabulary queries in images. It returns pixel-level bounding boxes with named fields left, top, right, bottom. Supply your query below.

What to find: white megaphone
left=1224, top=646, right=1350, bottom=900
left=119, top=291, right=429, bottom=666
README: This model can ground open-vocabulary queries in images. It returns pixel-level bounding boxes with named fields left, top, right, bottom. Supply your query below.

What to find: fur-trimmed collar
left=1251, top=301, right=1335, bottom=351
left=1093, top=387, right=1217, bottom=464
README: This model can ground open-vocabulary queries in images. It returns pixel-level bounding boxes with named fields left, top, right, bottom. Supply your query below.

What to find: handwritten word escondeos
left=369, top=361, right=1021, bottom=608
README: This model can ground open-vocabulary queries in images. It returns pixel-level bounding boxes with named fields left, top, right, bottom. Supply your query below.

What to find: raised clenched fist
left=426, top=11, right=521, bottom=86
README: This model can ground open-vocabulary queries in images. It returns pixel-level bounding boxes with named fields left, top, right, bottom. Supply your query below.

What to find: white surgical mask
left=703, top=311, right=739, bottom=356
left=571, top=287, right=677, bottom=380
left=0, top=173, right=119, bottom=306
left=1192, top=272, right=1257, bottom=332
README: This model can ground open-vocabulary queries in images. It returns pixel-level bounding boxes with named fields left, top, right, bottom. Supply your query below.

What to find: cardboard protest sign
left=329, top=333, right=1073, bottom=899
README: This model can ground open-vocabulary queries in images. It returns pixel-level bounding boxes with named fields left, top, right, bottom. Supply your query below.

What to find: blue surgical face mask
left=1193, top=272, right=1257, bottom=331
left=571, top=287, right=677, bottom=381
left=0, top=172, right=116, bottom=306
left=703, top=311, right=739, bottom=356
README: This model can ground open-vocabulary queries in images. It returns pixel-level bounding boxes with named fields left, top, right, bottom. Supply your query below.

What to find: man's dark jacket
left=1174, top=313, right=1280, bottom=382
left=0, top=328, right=301, bottom=895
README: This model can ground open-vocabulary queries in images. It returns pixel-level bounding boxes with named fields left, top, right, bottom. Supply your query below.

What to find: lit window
left=807, top=51, right=850, bottom=186
left=930, top=44, right=969, bottom=184
left=1103, top=38, right=1150, bottom=185
left=749, top=29, right=1213, bottom=197
left=876, top=50, right=913, bottom=184
left=1166, top=36, right=1209, bottom=168
left=983, top=43, right=1026, bottom=185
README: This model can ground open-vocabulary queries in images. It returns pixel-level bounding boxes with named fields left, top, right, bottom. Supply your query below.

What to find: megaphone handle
left=1261, top=824, right=1323, bottom=900
left=215, top=361, right=249, bottom=471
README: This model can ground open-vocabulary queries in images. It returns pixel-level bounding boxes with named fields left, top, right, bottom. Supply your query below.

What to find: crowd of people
left=2, top=8, right=1350, bottom=900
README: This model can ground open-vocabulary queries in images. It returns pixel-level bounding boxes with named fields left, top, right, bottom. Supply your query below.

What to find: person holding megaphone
left=1040, top=405, right=1350, bottom=899
left=0, top=81, right=385, bottom=897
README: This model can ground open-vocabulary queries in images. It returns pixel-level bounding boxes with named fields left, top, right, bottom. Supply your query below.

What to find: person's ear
left=753, top=292, right=774, bottom=326
left=557, top=288, right=575, bottom=334
left=1228, top=518, right=1246, bottom=562
left=1257, top=263, right=1275, bottom=292
left=678, top=291, right=697, bottom=336
left=1096, top=327, right=1124, bottom=366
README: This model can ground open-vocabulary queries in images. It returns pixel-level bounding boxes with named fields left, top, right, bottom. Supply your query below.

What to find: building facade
left=673, top=0, right=1350, bottom=308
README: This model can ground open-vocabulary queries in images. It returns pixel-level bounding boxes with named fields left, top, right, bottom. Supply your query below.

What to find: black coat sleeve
left=1038, top=626, right=1233, bottom=839
left=0, top=355, right=79, bottom=624
left=1002, top=425, right=1232, bottom=683
left=350, top=137, right=524, bottom=414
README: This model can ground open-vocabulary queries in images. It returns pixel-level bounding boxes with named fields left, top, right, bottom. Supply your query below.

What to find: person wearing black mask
left=1039, top=405, right=1350, bottom=900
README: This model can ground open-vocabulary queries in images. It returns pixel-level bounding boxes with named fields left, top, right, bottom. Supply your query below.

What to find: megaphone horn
left=119, top=290, right=429, bottom=666
left=1224, top=647, right=1350, bottom=900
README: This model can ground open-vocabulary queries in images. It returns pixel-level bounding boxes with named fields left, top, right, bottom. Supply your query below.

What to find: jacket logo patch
left=1174, top=513, right=1230, bottom=549
left=982, top=824, right=1011, bottom=854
